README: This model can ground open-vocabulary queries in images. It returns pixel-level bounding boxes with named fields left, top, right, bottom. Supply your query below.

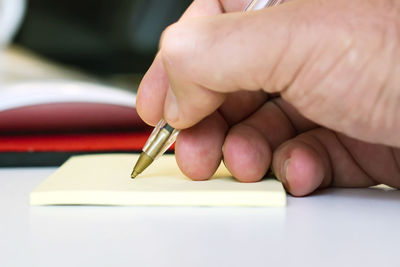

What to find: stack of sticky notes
left=30, top=154, right=286, bottom=207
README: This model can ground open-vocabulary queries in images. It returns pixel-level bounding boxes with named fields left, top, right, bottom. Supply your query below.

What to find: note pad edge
left=30, top=190, right=286, bottom=207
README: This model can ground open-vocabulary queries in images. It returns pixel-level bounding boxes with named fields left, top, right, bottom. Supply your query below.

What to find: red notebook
left=0, top=80, right=153, bottom=166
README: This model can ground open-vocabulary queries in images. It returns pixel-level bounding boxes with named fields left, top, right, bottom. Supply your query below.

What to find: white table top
left=1, top=167, right=399, bottom=267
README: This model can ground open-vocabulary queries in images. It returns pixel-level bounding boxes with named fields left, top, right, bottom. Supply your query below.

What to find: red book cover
left=0, top=80, right=155, bottom=166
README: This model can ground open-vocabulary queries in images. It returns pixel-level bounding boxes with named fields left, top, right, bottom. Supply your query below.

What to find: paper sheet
left=30, top=154, right=286, bottom=207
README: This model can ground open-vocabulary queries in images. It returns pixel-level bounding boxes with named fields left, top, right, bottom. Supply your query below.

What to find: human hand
left=136, top=0, right=400, bottom=196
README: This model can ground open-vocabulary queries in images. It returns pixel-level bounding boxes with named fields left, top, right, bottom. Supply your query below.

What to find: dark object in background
left=13, top=0, right=191, bottom=75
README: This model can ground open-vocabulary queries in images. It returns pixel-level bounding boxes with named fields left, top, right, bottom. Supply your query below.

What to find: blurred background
left=0, top=0, right=192, bottom=166
left=12, top=0, right=191, bottom=75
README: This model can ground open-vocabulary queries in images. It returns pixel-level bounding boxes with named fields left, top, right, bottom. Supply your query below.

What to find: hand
left=136, top=0, right=400, bottom=196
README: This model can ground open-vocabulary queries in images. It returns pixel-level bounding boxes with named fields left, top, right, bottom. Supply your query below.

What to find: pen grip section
left=143, top=119, right=179, bottom=160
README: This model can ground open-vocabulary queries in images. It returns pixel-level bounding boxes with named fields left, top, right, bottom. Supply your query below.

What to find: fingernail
left=280, top=159, right=290, bottom=189
left=165, top=87, right=179, bottom=122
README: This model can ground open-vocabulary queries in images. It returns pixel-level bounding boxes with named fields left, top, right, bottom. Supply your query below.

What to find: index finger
left=136, top=0, right=251, bottom=126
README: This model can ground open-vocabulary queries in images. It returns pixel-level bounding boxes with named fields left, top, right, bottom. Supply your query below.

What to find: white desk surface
left=1, top=167, right=399, bottom=267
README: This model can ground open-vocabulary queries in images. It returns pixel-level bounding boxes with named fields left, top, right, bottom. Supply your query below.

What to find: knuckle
left=159, top=22, right=188, bottom=69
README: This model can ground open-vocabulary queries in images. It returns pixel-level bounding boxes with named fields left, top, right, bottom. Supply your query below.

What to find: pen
left=131, top=0, right=284, bottom=178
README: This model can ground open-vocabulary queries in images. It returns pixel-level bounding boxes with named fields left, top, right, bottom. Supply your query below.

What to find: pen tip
left=131, top=171, right=138, bottom=179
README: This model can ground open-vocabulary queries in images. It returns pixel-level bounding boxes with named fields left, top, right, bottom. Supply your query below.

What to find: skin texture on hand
left=136, top=0, right=400, bottom=196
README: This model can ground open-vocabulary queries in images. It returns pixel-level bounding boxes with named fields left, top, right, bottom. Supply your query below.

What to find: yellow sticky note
left=30, top=154, right=286, bottom=207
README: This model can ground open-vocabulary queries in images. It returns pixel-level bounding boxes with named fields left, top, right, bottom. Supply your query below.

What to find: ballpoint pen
left=131, top=0, right=284, bottom=178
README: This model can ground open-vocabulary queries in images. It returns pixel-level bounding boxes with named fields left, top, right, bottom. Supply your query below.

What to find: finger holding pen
left=135, top=0, right=400, bottom=196
left=133, top=0, right=255, bottom=179
left=136, top=0, right=251, bottom=127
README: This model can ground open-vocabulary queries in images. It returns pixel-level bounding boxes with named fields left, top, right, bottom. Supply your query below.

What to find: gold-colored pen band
left=131, top=124, right=175, bottom=178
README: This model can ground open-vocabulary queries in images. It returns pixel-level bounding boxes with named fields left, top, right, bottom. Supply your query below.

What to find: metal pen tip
left=131, top=171, right=139, bottom=179
left=131, top=152, right=154, bottom=179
